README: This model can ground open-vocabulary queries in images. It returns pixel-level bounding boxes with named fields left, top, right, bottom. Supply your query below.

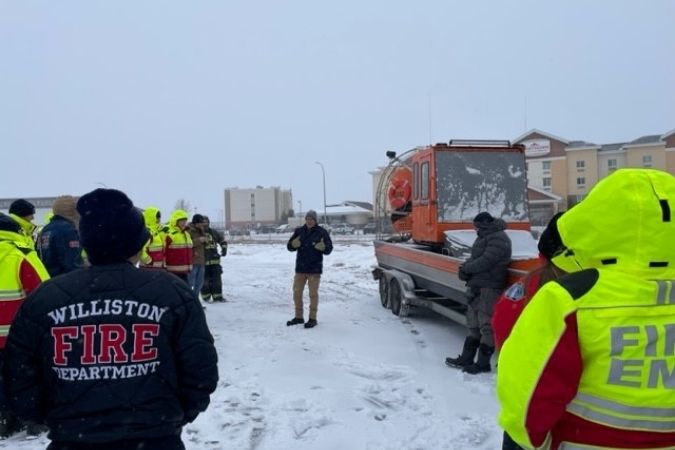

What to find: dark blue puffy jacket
left=37, top=215, right=83, bottom=276
left=287, top=224, right=333, bottom=274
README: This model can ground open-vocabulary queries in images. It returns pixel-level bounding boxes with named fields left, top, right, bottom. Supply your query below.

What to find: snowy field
left=2, top=241, right=503, bottom=450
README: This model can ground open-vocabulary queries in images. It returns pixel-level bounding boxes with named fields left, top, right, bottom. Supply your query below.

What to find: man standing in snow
left=286, top=209, right=333, bottom=329
left=3, top=188, right=218, bottom=450
left=445, top=211, right=511, bottom=374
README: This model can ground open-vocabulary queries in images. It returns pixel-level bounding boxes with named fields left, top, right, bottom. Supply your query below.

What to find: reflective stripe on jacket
left=498, top=269, right=675, bottom=449
left=164, top=210, right=192, bottom=275
left=0, top=230, right=50, bottom=348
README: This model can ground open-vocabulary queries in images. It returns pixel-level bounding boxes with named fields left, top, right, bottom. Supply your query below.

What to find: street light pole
left=315, top=161, right=327, bottom=225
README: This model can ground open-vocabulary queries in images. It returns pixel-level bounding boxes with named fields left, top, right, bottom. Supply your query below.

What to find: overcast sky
left=2, top=0, right=674, bottom=222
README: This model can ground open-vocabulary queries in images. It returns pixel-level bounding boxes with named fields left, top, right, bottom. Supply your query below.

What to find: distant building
left=324, top=201, right=373, bottom=226
left=0, top=196, right=58, bottom=225
left=224, top=186, right=293, bottom=230
left=515, top=127, right=675, bottom=214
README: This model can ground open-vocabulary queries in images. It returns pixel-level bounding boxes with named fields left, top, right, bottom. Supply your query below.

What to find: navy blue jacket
left=3, top=263, right=218, bottom=445
left=287, top=224, right=333, bottom=274
left=37, top=215, right=83, bottom=276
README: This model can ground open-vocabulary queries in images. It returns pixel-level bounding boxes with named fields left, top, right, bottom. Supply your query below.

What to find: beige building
left=224, top=186, right=293, bottom=230
left=515, top=128, right=675, bottom=221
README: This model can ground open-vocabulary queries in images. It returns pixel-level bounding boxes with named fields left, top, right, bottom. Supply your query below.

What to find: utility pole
left=315, top=161, right=328, bottom=224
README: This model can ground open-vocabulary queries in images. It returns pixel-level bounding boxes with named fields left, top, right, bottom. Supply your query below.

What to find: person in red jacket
left=492, top=212, right=567, bottom=349
left=0, top=213, right=50, bottom=437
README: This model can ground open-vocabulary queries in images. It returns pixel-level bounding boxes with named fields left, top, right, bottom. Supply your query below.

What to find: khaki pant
left=293, top=273, right=321, bottom=320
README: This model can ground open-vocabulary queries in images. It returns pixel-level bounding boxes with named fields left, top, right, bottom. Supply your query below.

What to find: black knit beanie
left=9, top=199, right=35, bottom=217
left=77, top=188, right=150, bottom=265
left=473, top=211, right=494, bottom=225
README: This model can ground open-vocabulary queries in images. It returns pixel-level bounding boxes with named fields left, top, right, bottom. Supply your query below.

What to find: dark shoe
left=445, top=336, right=480, bottom=368
left=286, top=317, right=305, bottom=326
left=462, top=344, right=494, bottom=374
left=304, top=319, right=317, bottom=329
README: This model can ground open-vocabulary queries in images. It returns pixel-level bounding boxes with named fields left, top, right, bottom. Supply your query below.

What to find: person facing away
left=188, top=214, right=208, bottom=296
left=498, top=168, right=675, bottom=450
left=8, top=199, right=37, bottom=248
left=201, top=215, right=228, bottom=302
left=164, top=209, right=193, bottom=283
left=37, top=195, right=84, bottom=276
left=286, top=210, right=333, bottom=329
left=139, top=206, right=165, bottom=269
left=0, top=213, right=50, bottom=438
left=445, top=211, right=511, bottom=374
left=492, top=212, right=570, bottom=450
left=3, top=188, right=218, bottom=450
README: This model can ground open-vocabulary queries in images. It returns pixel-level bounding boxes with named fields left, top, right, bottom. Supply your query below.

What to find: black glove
left=220, top=242, right=228, bottom=257
left=458, top=265, right=469, bottom=282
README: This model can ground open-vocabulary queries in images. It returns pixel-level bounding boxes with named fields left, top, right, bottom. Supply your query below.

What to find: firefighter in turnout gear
left=498, top=169, right=675, bottom=450
left=0, top=213, right=50, bottom=437
left=140, top=206, right=165, bottom=269
left=201, top=216, right=227, bottom=302
left=164, top=209, right=193, bottom=283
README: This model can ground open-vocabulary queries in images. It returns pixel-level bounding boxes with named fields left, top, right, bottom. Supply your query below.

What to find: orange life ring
left=388, top=178, right=412, bottom=210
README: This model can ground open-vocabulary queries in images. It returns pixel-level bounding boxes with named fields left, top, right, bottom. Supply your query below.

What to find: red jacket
left=492, top=257, right=558, bottom=349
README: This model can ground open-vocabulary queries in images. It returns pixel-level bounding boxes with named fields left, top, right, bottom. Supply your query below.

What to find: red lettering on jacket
left=52, top=327, right=78, bottom=366
left=98, top=324, right=128, bottom=363
left=131, top=324, right=160, bottom=362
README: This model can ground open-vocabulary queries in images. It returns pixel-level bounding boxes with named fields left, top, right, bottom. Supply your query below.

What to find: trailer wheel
left=389, top=278, right=403, bottom=316
left=378, top=277, right=389, bottom=308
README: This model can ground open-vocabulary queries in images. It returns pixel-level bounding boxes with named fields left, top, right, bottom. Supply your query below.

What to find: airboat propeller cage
left=377, top=140, right=531, bottom=245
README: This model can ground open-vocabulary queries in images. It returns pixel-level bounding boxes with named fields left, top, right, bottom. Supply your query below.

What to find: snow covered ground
left=1, top=241, right=504, bottom=450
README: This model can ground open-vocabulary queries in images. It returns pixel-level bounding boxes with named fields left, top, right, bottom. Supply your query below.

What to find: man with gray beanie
left=3, top=188, right=218, bottom=450
left=286, top=209, right=333, bottom=328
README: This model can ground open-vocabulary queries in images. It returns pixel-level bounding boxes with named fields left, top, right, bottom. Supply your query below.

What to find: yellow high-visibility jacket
left=498, top=169, right=675, bottom=450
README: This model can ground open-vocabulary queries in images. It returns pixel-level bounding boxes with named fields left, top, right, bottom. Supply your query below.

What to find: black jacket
left=462, top=219, right=512, bottom=289
left=3, top=263, right=218, bottom=445
left=287, top=224, right=333, bottom=274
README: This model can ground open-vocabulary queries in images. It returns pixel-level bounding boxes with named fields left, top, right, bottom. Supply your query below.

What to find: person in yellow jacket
left=497, top=168, right=675, bottom=450
left=140, top=206, right=165, bottom=269
left=0, top=212, right=50, bottom=437
left=164, top=209, right=193, bottom=283
left=8, top=199, right=37, bottom=248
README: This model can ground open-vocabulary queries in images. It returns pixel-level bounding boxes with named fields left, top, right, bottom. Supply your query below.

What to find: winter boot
left=462, top=344, right=494, bottom=374
left=304, top=319, right=317, bottom=329
left=445, top=336, right=480, bottom=368
left=286, top=317, right=305, bottom=326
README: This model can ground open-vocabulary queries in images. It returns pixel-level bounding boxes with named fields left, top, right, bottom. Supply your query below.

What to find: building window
left=643, top=155, right=653, bottom=168
left=421, top=162, right=429, bottom=200
left=576, top=160, right=585, bottom=171
left=542, top=177, right=552, bottom=191
left=608, top=159, right=617, bottom=171
left=577, top=177, right=586, bottom=187
left=542, top=161, right=551, bottom=173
